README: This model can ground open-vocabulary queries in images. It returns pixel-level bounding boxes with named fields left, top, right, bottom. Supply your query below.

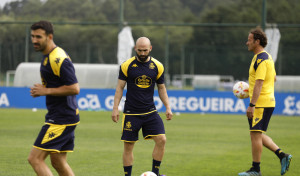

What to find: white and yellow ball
left=140, top=171, right=157, bottom=176
left=233, top=81, right=249, bottom=99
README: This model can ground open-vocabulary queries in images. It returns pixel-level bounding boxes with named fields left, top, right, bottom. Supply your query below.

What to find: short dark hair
left=31, top=20, right=54, bottom=35
left=250, top=27, right=267, bottom=48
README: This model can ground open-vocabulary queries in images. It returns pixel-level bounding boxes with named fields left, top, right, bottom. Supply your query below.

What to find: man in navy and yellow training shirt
left=238, top=27, right=292, bottom=176
left=28, top=21, right=79, bottom=176
left=112, top=37, right=173, bottom=176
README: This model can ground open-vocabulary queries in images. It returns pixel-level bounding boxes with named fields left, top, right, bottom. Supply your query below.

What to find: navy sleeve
left=118, top=65, right=127, bottom=81
left=156, top=71, right=165, bottom=84
left=60, top=59, right=78, bottom=85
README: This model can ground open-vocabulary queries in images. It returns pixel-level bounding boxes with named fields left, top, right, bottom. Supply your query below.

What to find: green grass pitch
left=0, top=108, right=299, bottom=176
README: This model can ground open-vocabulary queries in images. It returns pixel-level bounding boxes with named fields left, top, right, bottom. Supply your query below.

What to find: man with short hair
left=238, top=27, right=292, bottom=176
left=28, top=20, right=80, bottom=176
left=112, top=37, right=173, bottom=176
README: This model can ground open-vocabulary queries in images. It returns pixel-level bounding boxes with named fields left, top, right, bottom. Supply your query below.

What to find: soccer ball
left=140, top=171, right=157, bottom=176
left=233, top=81, right=249, bottom=99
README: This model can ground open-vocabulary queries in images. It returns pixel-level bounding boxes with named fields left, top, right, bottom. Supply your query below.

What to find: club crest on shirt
left=132, top=64, right=138, bottom=67
left=149, top=62, right=155, bottom=69
left=135, top=75, right=152, bottom=88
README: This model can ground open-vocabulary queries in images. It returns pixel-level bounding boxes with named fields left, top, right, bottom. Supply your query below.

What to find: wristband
left=249, top=103, right=255, bottom=107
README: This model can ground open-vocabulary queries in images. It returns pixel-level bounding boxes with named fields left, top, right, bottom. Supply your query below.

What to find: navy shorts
left=33, top=123, right=77, bottom=153
left=248, top=107, right=274, bottom=132
left=121, top=111, right=165, bottom=142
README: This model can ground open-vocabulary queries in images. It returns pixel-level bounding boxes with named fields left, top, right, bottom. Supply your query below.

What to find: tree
left=0, top=0, right=299, bottom=77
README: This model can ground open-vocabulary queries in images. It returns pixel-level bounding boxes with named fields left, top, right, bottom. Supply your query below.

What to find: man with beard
left=112, top=37, right=173, bottom=176
left=28, top=20, right=80, bottom=176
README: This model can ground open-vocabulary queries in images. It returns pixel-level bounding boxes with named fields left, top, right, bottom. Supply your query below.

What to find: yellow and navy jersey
left=248, top=51, right=276, bottom=107
left=119, top=56, right=164, bottom=114
left=40, top=47, right=79, bottom=125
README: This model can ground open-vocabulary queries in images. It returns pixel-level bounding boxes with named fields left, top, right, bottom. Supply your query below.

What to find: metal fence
left=1, top=23, right=300, bottom=90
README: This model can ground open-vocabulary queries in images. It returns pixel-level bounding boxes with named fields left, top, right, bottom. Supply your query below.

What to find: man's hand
left=112, top=108, right=120, bottom=123
left=30, top=84, right=47, bottom=97
left=165, top=108, right=173, bottom=120
left=246, top=106, right=255, bottom=119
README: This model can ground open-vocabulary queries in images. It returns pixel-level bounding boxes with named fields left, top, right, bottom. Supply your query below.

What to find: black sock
left=252, top=161, right=260, bottom=172
left=275, top=148, right=286, bottom=160
left=152, top=159, right=161, bottom=175
left=124, top=166, right=132, bottom=176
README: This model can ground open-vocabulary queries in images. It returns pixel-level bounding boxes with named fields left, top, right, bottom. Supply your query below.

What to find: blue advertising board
left=1, top=87, right=300, bottom=116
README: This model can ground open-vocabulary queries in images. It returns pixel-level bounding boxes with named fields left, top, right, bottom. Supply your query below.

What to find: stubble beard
left=33, top=39, right=47, bottom=52
left=136, top=54, right=149, bottom=62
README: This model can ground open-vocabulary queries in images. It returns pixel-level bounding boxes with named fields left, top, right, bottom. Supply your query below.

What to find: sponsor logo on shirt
left=135, top=75, right=152, bottom=88
left=55, top=58, right=60, bottom=65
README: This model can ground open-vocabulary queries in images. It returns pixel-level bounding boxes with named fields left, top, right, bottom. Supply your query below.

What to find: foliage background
left=0, top=0, right=300, bottom=81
